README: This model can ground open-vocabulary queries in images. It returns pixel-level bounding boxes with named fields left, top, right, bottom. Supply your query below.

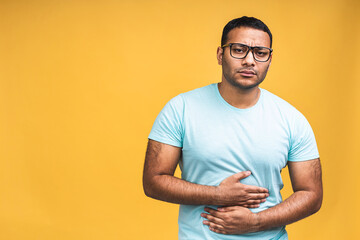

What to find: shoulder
left=169, top=83, right=216, bottom=105
left=163, top=84, right=216, bottom=114
left=181, top=83, right=215, bottom=99
left=261, top=88, right=305, bottom=119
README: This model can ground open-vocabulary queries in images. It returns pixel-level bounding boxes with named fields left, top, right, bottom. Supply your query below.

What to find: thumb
left=231, top=171, right=251, bottom=181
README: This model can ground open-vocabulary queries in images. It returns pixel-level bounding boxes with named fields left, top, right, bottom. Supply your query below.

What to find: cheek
left=223, top=58, right=238, bottom=72
left=258, top=64, right=270, bottom=76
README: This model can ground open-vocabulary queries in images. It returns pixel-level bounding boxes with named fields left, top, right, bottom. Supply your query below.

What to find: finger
left=209, top=225, right=227, bottom=235
left=217, top=206, right=240, bottom=212
left=218, top=205, right=248, bottom=211
left=204, top=207, right=224, bottom=219
left=201, top=213, right=225, bottom=225
left=244, top=192, right=269, bottom=200
left=231, top=171, right=251, bottom=181
left=243, top=199, right=267, bottom=205
left=233, top=199, right=264, bottom=206
left=243, top=184, right=269, bottom=193
left=206, top=221, right=226, bottom=233
left=243, top=204, right=260, bottom=208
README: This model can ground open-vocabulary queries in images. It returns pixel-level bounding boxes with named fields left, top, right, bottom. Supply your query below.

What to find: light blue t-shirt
left=148, top=83, right=319, bottom=240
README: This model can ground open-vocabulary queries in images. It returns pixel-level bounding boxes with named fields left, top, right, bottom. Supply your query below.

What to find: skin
left=216, top=27, right=272, bottom=109
left=143, top=26, right=323, bottom=235
left=143, top=139, right=269, bottom=207
left=201, top=159, right=322, bottom=234
left=200, top=27, right=323, bottom=234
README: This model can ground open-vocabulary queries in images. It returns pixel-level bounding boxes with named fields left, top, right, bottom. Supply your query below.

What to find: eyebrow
left=231, top=43, right=271, bottom=49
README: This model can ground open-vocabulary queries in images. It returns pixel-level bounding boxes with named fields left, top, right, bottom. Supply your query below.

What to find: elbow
left=313, top=197, right=322, bottom=213
left=311, top=192, right=323, bottom=214
left=143, top=185, right=154, bottom=198
left=143, top=177, right=156, bottom=199
left=143, top=180, right=152, bottom=197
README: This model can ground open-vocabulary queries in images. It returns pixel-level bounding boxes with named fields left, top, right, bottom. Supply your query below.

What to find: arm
left=256, top=158, right=323, bottom=230
left=143, top=139, right=269, bottom=206
left=202, top=158, right=323, bottom=234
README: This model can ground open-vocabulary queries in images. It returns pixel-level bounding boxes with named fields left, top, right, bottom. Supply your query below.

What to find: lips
left=239, top=70, right=256, bottom=75
left=238, top=69, right=256, bottom=77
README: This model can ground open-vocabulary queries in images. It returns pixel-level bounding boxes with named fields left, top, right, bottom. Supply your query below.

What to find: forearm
left=143, top=140, right=269, bottom=207
left=254, top=190, right=322, bottom=231
left=201, top=159, right=323, bottom=235
left=143, top=174, right=220, bottom=205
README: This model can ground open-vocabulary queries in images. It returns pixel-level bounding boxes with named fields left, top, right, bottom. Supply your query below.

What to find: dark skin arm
left=143, top=139, right=269, bottom=207
left=202, top=158, right=323, bottom=234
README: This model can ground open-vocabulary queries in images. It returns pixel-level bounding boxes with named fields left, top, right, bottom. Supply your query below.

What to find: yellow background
left=1, top=0, right=359, bottom=239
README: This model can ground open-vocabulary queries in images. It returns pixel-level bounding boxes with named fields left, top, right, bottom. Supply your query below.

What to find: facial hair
left=222, top=60, right=270, bottom=90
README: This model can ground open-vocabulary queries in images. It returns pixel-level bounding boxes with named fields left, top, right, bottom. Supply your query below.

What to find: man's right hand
left=216, top=171, right=269, bottom=208
left=144, top=140, right=269, bottom=207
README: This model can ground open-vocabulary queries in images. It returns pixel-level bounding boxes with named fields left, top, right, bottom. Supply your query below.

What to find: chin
left=230, top=79, right=262, bottom=90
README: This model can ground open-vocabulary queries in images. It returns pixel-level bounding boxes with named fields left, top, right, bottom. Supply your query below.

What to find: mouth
left=238, top=69, right=256, bottom=77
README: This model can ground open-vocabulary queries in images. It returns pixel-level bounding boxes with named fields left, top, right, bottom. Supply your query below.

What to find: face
left=217, top=27, right=272, bottom=90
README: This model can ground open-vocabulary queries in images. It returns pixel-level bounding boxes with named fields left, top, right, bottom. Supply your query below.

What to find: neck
left=218, top=81, right=260, bottom=109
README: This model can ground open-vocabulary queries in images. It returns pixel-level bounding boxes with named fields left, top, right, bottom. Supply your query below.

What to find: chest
left=181, top=107, right=290, bottom=179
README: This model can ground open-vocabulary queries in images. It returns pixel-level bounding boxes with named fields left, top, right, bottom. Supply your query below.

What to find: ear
left=217, top=47, right=223, bottom=65
left=268, top=54, right=273, bottom=67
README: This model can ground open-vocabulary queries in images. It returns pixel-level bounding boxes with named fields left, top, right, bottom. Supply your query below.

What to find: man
left=143, top=16, right=322, bottom=240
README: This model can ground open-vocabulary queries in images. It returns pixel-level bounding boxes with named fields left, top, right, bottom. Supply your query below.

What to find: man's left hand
left=201, top=206, right=259, bottom=235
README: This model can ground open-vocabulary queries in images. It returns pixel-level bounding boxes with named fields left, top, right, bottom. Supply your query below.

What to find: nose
left=241, top=50, right=255, bottom=66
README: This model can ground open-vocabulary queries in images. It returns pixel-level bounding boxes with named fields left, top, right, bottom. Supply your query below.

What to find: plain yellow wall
left=1, top=0, right=359, bottom=239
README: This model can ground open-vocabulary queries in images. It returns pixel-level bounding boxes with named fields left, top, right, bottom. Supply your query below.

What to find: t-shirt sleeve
left=148, top=95, right=184, bottom=148
left=288, top=112, right=319, bottom=162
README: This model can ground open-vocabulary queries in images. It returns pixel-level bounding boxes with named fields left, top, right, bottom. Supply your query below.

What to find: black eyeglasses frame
left=221, top=43, right=273, bottom=62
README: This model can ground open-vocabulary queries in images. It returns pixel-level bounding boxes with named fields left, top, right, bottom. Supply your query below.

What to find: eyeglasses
left=221, top=43, right=273, bottom=62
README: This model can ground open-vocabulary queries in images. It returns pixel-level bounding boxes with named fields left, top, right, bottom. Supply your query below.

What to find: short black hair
left=221, top=16, right=272, bottom=48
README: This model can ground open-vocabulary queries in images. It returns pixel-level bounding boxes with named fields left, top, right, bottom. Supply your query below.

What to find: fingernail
left=247, top=171, right=251, bottom=175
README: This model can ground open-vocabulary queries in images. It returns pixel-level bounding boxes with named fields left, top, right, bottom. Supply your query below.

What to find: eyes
left=230, top=44, right=270, bottom=59
left=256, top=51, right=268, bottom=56
left=223, top=43, right=272, bottom=62
left=233, top=47, right=246, bottom=53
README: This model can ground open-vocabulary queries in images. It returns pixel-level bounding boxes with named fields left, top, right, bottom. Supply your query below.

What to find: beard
left=222, top=61, right=270, bottom=90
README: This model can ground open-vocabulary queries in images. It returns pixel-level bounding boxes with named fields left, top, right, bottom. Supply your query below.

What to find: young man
left=143, top=16, right=322, bottom=240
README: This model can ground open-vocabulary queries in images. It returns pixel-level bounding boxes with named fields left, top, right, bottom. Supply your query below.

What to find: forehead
left=226, top=27, right=270, bottom=48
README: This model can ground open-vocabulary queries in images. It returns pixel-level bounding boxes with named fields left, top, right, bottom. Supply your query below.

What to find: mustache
left=235, top=67, right=258, bottom=75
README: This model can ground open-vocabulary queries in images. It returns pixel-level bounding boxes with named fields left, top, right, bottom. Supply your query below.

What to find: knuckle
left=224, top=215, right=231, bottom=222
left=239, top=191, right=246, bottom=198
left=255, top=194, right=263, bottom=199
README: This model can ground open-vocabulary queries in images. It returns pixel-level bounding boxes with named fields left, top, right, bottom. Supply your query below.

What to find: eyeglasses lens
left=230, top=44, right=270, bottom=62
